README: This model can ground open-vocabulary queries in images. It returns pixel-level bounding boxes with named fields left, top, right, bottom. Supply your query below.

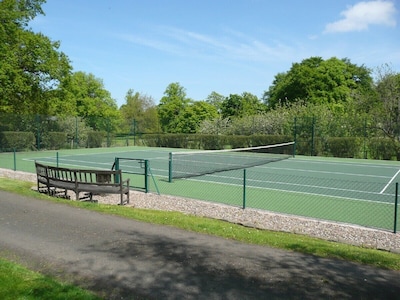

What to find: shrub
left=368, top=138, right=398, bottom=160
left=325, top=137, right=362, bottom=158
left=41, top=132, right=67, bottom=149
left=87, top=131, right=104, bottom=148
left=0, top=131, right=35, bottom=151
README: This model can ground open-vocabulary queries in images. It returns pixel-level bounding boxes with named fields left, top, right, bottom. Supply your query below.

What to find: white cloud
left=325, top=1, right=397, bottom=33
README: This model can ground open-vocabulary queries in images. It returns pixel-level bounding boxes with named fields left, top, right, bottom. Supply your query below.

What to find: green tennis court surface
left=1, top=146, right=400, bottom=231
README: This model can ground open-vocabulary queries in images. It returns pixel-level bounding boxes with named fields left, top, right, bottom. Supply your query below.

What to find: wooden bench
left=35, top=162, right=130, bottom=205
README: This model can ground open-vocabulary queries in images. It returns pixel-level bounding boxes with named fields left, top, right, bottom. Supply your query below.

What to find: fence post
left=394, top=182, right=398, bottom=234
left=311, top=116, right=315, bottom=156
left=75, top=117, right=78, bottom=149
left=13, top=148, right=16, bottom=171
left=144, top=159, right=149, bottom=193
left=363, top=118, right=367, bottom=159
left=242, top=169, right=247, bottom=209
left=293, top=117, right=297, bottom=156
left=168, top=153, right=173, bottom=183
left=114, top=157, right=120, bottom=183
left=36, top=114, right=41, bottom=150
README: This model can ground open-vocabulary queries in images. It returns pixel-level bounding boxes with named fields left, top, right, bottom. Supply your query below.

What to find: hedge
left=0, top=131, right=35, bottom=151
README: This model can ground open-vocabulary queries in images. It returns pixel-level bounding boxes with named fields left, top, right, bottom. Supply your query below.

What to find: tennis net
left=168, top=141, right=295, bottom=180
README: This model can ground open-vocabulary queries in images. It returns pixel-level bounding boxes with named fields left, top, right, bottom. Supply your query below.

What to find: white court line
left=292, top=158, right=400, bottom=170
left=258, top=166, right=391, bottom=179
left=188, top=177, right=394, bottom=206
left=380, top=169, right=400, bottom=194
left=208, top=173, right=391, bottom=197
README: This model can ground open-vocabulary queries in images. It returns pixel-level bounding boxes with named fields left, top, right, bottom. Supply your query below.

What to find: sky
left=30, top=0, right=399, bottom=107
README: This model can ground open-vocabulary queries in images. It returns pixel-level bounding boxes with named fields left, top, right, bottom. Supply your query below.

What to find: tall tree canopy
left=58, top=71, right=121, bottom=130
left=158, top=83, right=218, bottom=133
left=157, top=83, right=190, bottom=133
left=0, top=0, right=72, bottom=114
left=221, top=92, right=265, bottom=118
left=373, top=65, right=400, bottom=142
left=205, top=91, right=225, bottom=114
left=120, top=89, right=159, bottom=133
left=263, top=57, right=373, bottom=108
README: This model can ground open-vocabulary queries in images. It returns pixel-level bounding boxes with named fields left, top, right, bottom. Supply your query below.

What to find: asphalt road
left=0, top=190, right=400, bottom=299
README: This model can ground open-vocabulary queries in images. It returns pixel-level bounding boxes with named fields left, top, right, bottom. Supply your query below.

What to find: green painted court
left=1, top=146, right=400, bottom=231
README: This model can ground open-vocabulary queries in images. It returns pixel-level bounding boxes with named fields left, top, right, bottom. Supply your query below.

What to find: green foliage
left=0, top=131, right=35, bottom=150
left=368, top=138, right=398, bottom=160
left=264, top=57, right=373, bottom=108
left=373, top=65, right=400, bottom=142
left=221, top=92, right=265, bottom=119
left=199, top=134, right=227, bottom=150
left=205, top=91, right=225, bottom=112
left=157, top=83, right=218, bottom=134
left=177, top=101, right=218, bottom=133
left=41, top=132, right=68, bottom=150
left=53, top=116, right=92, bottom=148
left=157, top=83, right=190, bottom=133
left=87, top=131, right=104, bottom=148
left=58, top=72, right=121, bottom=131
left=250, top=135, right=293, bottom=147
left=325, top=137, right=362, bottom=158
left=119, top=89, right=159, bottom=133
left=0, top=0, right=72, bottom=115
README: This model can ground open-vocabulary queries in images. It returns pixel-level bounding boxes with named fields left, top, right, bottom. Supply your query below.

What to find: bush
left=250, top=135, right=293, bottom=147
left=0, top=131, right=35, bottom=151
left=368, top=138, right=398, bottom=160
left=325, top=137, right=362, bottom=158
left=41, top=132, right=67, bottom=150
left=199, top=134, right=226, bottom=150
left=87, top=131, right=104, bottom=148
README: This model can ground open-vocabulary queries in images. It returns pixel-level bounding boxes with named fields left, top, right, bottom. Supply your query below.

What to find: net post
left=394, top=182, right=398, bottom=234
left=56, top=152, right=59, bottom=167
left=168, top=152, right=173, bottom=182
left=292, top=141, right=296, bottom=158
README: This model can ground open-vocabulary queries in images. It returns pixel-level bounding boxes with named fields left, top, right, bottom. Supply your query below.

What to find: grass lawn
left=0, top=257, right=100, bottom=300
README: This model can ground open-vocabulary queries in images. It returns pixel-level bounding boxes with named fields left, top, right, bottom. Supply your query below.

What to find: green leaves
left=0, top=0, right=72, bottom=115
left=264, top=56, right=373, bottom=108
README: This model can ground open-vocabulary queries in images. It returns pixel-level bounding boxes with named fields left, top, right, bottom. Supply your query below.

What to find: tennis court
left=1, top=145, right=400, bottom=231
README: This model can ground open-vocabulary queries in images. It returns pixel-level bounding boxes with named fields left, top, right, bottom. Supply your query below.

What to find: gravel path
left=1, top=168, right=400, bottom=252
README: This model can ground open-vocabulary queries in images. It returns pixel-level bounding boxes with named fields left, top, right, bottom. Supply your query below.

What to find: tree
left=60, top=71, right=121, bottom=131
left=120, top=89, right=159, bottom=133
left=175, top=101, right=218, bottom=133
left=205, top=91, right=225, bottom=114
left=221, top=92, right=265, bottom=118
left=157, top=83, right=190, bottom=133
left=374, top=65, right=400, bottom=142
left=0, top=0, right=72, bottom=114
left=263, top=57, right=373, bottom=108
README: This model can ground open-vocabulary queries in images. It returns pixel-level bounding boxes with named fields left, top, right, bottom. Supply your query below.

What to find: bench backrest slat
left=35, top=162, right=123, bottom=185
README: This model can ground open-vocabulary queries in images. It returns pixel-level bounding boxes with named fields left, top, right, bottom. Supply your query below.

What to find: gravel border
left=2, top=168, right=400, bottom=253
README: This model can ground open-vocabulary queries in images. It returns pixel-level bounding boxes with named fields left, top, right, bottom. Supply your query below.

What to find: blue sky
left=30, top=0, right=399, bottom=107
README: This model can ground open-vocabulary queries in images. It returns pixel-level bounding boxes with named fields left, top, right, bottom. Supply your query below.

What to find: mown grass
left=0, top=257, right=100, bottom=300
left=0, top=177, right=400, bottom=299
